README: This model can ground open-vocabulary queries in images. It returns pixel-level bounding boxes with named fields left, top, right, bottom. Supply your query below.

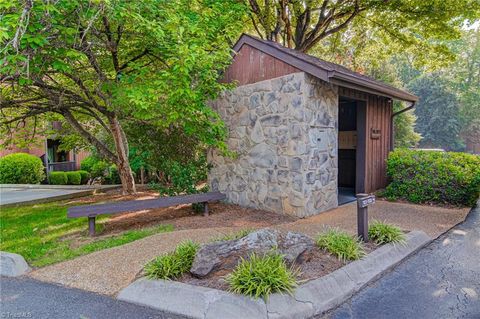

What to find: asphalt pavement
left=326, top=200, right=480, bottom=319
left=0, top=277, right=184, bottom=319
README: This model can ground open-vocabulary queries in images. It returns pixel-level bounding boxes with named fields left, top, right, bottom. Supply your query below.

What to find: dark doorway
left=338, top=97, right=359, bottom=205
left=47, top=139, right=69, bottom=163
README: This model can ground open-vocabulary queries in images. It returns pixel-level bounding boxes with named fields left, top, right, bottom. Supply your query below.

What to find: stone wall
left=208, top=72, right=338, bottom=218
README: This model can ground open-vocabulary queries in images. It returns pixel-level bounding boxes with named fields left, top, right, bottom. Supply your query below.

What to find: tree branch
left=62, top=110, right=117, bottom=162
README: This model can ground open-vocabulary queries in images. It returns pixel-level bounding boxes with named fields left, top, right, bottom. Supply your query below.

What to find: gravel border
left=117, top=230, right=431, bottom=319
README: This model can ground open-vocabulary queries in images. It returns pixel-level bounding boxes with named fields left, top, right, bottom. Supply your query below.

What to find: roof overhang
left=232, top=34, right=418, bottom=103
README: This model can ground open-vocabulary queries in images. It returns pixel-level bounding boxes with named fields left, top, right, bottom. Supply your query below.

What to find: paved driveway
left=0, top=185, right=119, bottom=206
left=325, top=200, right=480, bottom=319
left=0, top=277, right=184, bottom=319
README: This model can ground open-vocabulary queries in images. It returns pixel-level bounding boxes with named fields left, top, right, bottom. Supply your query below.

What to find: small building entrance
left=338, top=97, right=366, bottom=205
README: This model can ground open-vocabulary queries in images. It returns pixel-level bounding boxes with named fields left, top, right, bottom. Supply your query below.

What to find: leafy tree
left=409, top=74, right=463, bottom=150
left=0, top=0, right=246, bottom=194
left=246, top=0, right=479, bottom=53
left=392, top=102, right=421, bottom=148
left=446, top=27, right=480, bottom=148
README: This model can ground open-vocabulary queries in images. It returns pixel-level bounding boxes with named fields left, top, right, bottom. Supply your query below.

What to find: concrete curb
left=117, top=231, right=431, bottom=319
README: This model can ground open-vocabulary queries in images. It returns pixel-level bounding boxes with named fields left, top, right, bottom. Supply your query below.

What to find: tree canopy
left=246, top=0, right=480, bottom=53
left=1, top=0, right=246, bottom=193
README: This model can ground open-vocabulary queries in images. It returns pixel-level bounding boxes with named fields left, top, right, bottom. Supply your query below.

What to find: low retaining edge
left=117, top=230, right=431, bottom=319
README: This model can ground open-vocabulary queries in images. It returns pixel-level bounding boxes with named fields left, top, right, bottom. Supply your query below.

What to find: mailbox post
left=356, top=193, right=375, bottom=242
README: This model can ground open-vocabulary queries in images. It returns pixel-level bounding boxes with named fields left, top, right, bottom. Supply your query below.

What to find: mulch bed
left=103, top=202, right=297, bottom=235
left=178, top=241, right=379, bottom=292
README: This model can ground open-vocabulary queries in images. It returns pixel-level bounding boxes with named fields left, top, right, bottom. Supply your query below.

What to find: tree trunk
left=109, top=116, right=136, bottom=195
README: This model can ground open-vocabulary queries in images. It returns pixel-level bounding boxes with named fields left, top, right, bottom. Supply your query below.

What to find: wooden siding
left=75, top=150, right=90, bottom=169
left=222, top=44, right=300, bottom=85
left=339, top=87, right=393, bottom=193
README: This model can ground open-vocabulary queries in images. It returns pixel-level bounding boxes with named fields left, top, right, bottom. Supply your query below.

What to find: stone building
left=208, top=34, right=418, bottom=218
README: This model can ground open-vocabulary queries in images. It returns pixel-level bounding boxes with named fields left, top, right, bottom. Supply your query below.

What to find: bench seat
left=67, top=191, right=226, bottom=236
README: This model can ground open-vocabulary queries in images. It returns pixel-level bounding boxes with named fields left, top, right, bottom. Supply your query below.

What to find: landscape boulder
left=190, top=229, right=314, bottom=278
left=0, top=251, right=31, bottom=277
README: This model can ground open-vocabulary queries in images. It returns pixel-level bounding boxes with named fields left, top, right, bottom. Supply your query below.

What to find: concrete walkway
left=325, top=199, right=480, bottom=319
left=28, top=200, right=469, bottom=296
left=0, top=184, right=120, bottom=207
left=0, top=277, right=183, bottom=319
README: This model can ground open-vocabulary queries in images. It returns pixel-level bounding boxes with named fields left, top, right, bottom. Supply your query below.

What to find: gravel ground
left=29, top=227, right=243, bottom=295
left=28, top=199, right=469, bottom=296
left=278, top=199, right=469, bottom=238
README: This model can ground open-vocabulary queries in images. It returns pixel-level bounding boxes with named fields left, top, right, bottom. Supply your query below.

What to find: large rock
left=0, top=251, right=31, bottom=277
left=190, top=229, right=314, bottom=278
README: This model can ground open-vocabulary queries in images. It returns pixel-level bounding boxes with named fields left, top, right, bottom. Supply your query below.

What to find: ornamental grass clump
left=226, top=253, right=298, bottom=299
left=144, top=240, right=199, bottom=280
left=316, top=229, right=365, bottom=261
left=368, top=220, right=405, bottom=245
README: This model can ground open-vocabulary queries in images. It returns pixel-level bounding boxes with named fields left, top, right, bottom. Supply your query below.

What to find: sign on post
left=356, top=194, right=375, bottom=242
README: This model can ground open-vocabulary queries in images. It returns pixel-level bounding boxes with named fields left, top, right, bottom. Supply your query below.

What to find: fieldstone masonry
left=208, top=72, right=338, bottom=217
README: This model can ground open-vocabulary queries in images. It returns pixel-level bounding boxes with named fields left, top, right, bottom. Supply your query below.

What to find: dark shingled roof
left=233, top=34, right=418, bottom=102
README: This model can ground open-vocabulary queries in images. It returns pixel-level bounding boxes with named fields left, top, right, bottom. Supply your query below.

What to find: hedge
left=80, top=156, right=110, bottom=178
left=78, top=170, right=90, bottom=184
left=0, top=153, right=45, bottom=184
left=66, top=171, right=82, bottom=185
left=49, top=171, right=67, bottom=185
left=384, top=149, right=480, bottom=206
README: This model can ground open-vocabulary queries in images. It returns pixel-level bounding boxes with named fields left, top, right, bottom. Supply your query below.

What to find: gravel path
left=279, top=200, right=469, bottom=238
left=28, top=200, right=468, bottom=296
left=29, top=227, right=242, bottom=295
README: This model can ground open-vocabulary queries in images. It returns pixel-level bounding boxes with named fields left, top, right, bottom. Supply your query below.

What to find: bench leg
left=203, top=202, right=209, bottom=217
left=88, top=216, right=96, bottom=237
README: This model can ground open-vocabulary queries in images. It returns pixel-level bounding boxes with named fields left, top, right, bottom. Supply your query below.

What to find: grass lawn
left=0, top=201, right=174, bottom=267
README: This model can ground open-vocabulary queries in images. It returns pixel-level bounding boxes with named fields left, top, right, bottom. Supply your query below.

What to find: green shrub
left=65, top=171, right=81, bottom=185
left=149, top=157, right=209, bottom=196
left=226, top=253, right=298, bottom=299
left=316, top=229, right=365, bottom=261
left=384, top=149, right=480, bottom=206
left=368, top=220, right=405, bottom=245
left=0, top=153, right=45, bottom=184
left=78, top=170, right=90, bottom=184
left=80, top=155, right=97, bottom=172
left=49, top=171, right=67, bottom=185
left=144, top=240, right=199, bottom=280
left=90, top=161, right=110, bottom=178
left=80, top=155, right=111, bottom=178
left=105, top=165, right=121, bottom=184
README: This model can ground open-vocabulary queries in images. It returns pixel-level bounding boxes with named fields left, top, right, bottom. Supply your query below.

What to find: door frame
left=355, top=100, right=367, bottom=194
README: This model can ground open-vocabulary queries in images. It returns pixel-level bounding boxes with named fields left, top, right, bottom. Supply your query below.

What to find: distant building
left=0, top=121, right=89, bottom=175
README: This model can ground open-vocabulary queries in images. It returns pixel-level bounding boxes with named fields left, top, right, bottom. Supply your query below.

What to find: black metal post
left=203, top=202, right=209, bottom=217
left=88, top=216, right=96, bottom=237
left=357, top=205, right=368, bottom=241
left=356, top=193, right=371, bottom=242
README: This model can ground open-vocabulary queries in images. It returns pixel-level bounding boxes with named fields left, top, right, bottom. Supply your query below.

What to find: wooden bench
left=67, top=191, right=226, bottom=236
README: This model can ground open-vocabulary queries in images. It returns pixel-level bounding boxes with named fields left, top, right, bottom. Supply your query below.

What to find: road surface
left=326, top=201, right=480, bottom=319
